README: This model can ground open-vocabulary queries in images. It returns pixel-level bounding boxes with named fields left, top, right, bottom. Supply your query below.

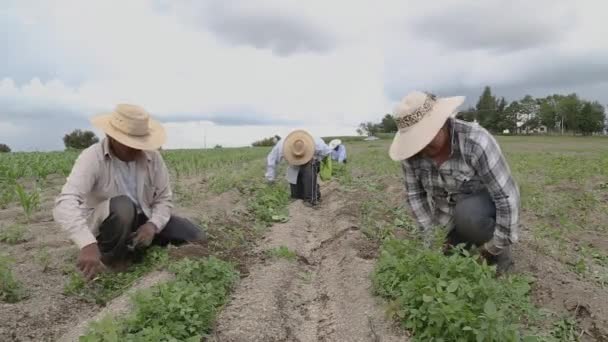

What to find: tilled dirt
left=213, top=187, right=405, bottom=342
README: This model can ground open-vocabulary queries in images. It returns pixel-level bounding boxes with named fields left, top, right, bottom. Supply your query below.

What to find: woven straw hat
left=283, top=130, right=315, bottom=166
left=329, top=139, right=342, bottom=149
left=389, top=91, right=464, bottom=161
left=91, top=104, right=166, bottom=150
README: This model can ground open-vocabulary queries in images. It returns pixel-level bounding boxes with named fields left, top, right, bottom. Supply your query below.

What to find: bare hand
left=77, top=243, right=105, bottom=280
left=131, top=222, right=157, bottom=248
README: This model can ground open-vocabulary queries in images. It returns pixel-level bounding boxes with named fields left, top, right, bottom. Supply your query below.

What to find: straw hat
left=389, top=91, right=464, bottom=161
left=91, top=104, right=166, bottom=150
left=329, top=139, right=342, bottom=149
left=283, top=130, right=315, bottom=166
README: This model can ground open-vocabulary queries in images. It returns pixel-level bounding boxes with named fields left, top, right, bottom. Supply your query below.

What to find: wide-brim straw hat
left=329, top=139, right=342, bottom=149
left=389, top=91, right=464, bottom=161
left=91, top=104, right=166, bottom=150
left=283, top=130, right=315, bottom=166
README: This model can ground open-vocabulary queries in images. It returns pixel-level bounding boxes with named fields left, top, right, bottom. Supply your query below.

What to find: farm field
left=1, top=136, right=607, bottom=341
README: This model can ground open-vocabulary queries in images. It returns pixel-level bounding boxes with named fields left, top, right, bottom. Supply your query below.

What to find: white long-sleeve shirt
left=265, top=137, right=332, bottom=184
left=331, top=144, right=347, bottom=163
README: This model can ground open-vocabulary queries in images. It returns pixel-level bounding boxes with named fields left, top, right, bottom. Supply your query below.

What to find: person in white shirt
left=265, top=130, right=333, bottom=206
left=329, top=139, right=347, bottom=164
left=53, top=104, right=204, bottom=280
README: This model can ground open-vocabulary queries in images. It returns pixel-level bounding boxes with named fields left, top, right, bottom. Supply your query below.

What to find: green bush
left=81, top=257, right=238, bottom=341
left=373, top=239, right=535, bottom=341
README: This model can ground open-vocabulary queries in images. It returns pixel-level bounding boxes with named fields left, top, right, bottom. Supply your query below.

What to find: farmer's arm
left=53, top=149, right=100, bottom=249
left=402, top=161, right=434, bottom=233
left=265, top=142, right=282, bottom=181
left=471, top=134, right=520, bottom=255
left=147, top=153, right=173, bottom=232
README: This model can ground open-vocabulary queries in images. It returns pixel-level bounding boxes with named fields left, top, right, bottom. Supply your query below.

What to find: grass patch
left=0, top=224, right=28, bottom=244
left=63, top=247, right=169, bottom=305
left=81, top=257, right=238, bottom=341
left=0, top=254, right=27, bottom=303
left=373, top=238, right=537, bottom=341
left=266, top=246, right=297, bottom=261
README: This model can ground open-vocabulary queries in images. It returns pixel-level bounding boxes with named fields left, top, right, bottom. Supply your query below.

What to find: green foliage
left=373, top=239, right=535, bottom=341
left=64, top=247, right=169, bottom=305
left=63, top=129, right=99, bottom=150
left=0, top=144, right=10, bottom=153
left=248, top=183, right=290, bottom=225
left=357, top=114, right=397, bottom=136
left=14, top=182, right=40, bottom=221
left=81, top=257, right=238, bottom=341
left=0, top=254, right=27, bottom=303
left=266, top=246, right=297, bottom=261
left=0, top=224, right=28, bottom=244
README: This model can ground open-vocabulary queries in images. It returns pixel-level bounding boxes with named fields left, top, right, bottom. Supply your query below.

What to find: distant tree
left=0, top=144, right=10, bottom=153
left=252, top=136, right=279, bottom=147
left=497, top=101, right=518, bottom=132
left=63, top=129, right=99, bottom=150
left=214, top=144, right=223, bottom=149
left=518, top=95, right=541, bottom=132
left=356, top=121, right=381, bottom=136
left=380, top=114, right=398, bottom=133
left=577, top=101, right=605, bottom=135
left=476, top=86, right=498, bottom=130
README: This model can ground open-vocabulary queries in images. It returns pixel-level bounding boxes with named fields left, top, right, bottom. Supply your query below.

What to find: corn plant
left=14, top=182, right=40, bottom=221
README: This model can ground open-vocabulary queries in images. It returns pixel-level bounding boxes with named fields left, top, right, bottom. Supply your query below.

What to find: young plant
left=0, top=254, right=27, bottom=303
left=35, top=248, right=52, bottom=272
left=14, top=182, right=40, bottom=221
left=266, top=246, right=297, bottom=261
left=0, top=224, right=28, bottom=244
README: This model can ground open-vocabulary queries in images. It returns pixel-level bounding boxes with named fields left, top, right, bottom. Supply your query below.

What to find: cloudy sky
left=2, top=0, right=607, bottom=151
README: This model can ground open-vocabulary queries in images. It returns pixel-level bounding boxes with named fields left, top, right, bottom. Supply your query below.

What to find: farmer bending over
left=53, top=104, right=204, bottom=280
left=389, top=91, right=520, bottom=273
left=266, top=130, right=332, bottom=206
left=329, top=139, right=347, bottom=164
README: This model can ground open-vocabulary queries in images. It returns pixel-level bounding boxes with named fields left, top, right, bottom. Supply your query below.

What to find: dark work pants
left=290, top=160, right=321, bottom=205
left=97, top=195, right=205, bottom=263
left=448, top=191, right=513, bottom=272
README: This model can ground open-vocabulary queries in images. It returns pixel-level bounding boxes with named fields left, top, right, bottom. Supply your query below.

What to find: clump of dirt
left=514, top=241, right=608, bottom=341
left=167, top=241, right=210, bottom=260
left=213, top=187, right=404, bottom=342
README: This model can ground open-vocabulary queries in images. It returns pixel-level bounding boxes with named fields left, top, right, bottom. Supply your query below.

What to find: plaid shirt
left=401, top=118, right=520, bottom=254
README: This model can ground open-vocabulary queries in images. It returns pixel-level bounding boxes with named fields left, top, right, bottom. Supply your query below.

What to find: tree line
left=457, top=86, right=606, bottom=135
left=356, top=86, right=607, bottom=136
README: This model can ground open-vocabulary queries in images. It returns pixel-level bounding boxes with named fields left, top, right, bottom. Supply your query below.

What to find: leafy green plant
left=373, top=238, right=536, bottom=341
left=248, top=183, right=290, bottom=225
left=81, top=257, right=239, bottom=341
left=14, top=182, right=40, bottom=221
left=0, top=254, right=27, bottom=303
left=0, top=224, right=28, bottom=244
left=267, top=246, right=297, bottom=261
left=64, top=247, right=168, bottom=304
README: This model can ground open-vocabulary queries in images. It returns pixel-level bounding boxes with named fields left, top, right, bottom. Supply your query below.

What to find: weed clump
left=81, top=257, right=238, bottom=341
left=373, top=238, right=535, bottom=341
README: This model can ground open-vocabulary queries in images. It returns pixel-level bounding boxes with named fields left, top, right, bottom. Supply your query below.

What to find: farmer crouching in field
left=53, top=104, right=204, bottom=280
left=329, top=139, right=347, bottom=164
left=266, top=130, right=333, bottom=206
left=389, top=91, right=520, bottom=273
